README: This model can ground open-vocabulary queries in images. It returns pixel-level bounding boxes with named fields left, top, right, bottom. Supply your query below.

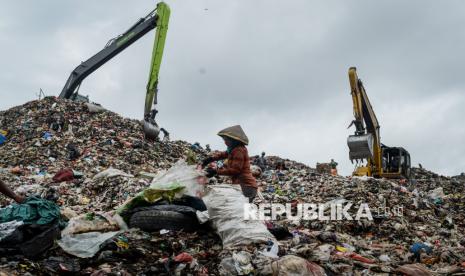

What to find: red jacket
left=212, top=146, right=257, bottom=188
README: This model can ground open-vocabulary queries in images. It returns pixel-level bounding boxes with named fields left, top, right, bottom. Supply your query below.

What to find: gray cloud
left=1, top=0, right=464, bottom=176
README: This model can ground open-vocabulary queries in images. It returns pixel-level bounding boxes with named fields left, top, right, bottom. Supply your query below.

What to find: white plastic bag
left=428, top=187, right=445, bottom=200
left=150, top=160, right=206, bottom=198
left=58, top=231, right=120, bottom=258
left=93, top=168, right=134, bottom=180
left=203, top=184, right=275, bottom=248
left=117, top=160, right=206, bottom=214
left=61, top=213, right=121, bottom=236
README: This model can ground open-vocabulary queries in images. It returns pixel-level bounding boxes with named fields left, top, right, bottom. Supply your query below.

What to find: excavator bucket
left=347, top=134, right=374, bottom=160
left=143, top=120, right=160, bottom=140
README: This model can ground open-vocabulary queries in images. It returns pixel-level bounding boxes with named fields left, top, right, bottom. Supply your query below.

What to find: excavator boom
left=59, top=2, right=171, bottom=140
left=347, top=67, right=381, bottom=167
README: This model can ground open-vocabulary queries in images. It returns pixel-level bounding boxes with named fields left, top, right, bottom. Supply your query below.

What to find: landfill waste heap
left=0, top=97, right=464, bottom=275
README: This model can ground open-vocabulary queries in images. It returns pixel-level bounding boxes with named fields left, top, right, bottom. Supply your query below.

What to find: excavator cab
left=381, top=146, right=411, bottom=179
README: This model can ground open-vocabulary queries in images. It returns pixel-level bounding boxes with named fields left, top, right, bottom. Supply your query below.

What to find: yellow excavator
left=347, top=67, right=411, bottom=179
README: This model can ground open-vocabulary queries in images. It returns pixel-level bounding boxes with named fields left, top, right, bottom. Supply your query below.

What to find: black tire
left=129, top=210, right=199, bottom=232
left=130, top=205, right=197, bottom=216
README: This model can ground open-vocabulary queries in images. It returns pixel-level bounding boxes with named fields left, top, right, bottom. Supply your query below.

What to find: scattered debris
left=0, top=97, right=464, bottom=274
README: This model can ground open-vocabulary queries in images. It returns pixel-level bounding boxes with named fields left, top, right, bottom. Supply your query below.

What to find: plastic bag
left=61, top=213, right=120, bottom=236
left=117, top=160, right=205, bottom=214
left=58, top=231, right=120, bottom=258
left=0, top=220, right=24, bottom=242
left=202, top=184, right=275, bottom=248
left=428, top=187, right=445, bottom=200
left=269, top=255, right=326, bottom=276
left=93, top=168, right=134, bottom=180
left=219, top=252, right=254, bottom=275
left=149, top=160, right=206, bottom=197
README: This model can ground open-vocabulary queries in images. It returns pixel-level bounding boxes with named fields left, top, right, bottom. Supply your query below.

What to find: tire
left=129, top=210, right=199, bottom=232
left=130, top=205, right=197, bottom=216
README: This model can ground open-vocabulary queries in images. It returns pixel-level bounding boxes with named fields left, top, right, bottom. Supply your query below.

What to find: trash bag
left=61, top=213, right=121, bottom=236
left=116, top=160, right=205, bottom=215
left=148, top=160, right=206, bottom=198
left=20, top=224, right=61, bottom=259
left=0, top=223, right=61, bottom=259
left=0, top=220, right=24, bottom=242
left=202, top=184, right=276, bottom=248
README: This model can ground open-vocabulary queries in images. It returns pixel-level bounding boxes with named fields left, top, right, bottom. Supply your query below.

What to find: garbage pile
left=0, top=97, right=192, bottom=209
left=245, top=162, right=465, bottom=275
left=0, top=97, right=464, bottom=275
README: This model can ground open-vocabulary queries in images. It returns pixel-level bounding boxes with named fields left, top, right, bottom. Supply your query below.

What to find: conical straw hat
left=217, top=125, right=249, bottom=145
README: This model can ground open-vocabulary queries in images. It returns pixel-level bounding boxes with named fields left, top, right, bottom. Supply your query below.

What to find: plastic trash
left=232, top=252, right=254, bottom=275
left=93, top=168, right=134, bottom=180
left=42, top=132, right=53, bottom=141
left=428, top=187, right=445, bottom=200
left=395, top=263, right=433, bottom=276
left=268, top=255, right=326, bottom=276
left=61, top=213, right=120, bottom=236
left=174, top=252, right=194, bottom=263
left=148, top=160, right=206, bottom=198
left=58, top=231, right=120, bottom=258
left=410, top=242, right=432, bottom=262
left=116, top=161, right=205, bottom=214
left=53, top=168, right=75, bottom=183
left=346, top=252, right=375, bottom=264
left=261, top=240, right=279, bottom=258
left=0, top=220, right=24, bottom=242
left=196, top=210, right=209, bottom=224
left=0, top=133, right=7, bottom=145
left=315, top=244, right=334, bottom=261
left=379, top=254, right=391, bottom=262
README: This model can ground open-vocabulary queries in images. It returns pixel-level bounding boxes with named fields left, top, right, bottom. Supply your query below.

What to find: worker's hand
left=201, top=157, right=214, bottom=168
left=14, top=195, right=25, bottom=204
left=204, top=167, right=217, bottom=178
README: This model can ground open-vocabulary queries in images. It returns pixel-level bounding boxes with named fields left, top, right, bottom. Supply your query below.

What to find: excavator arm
left=59, top=2, right=171, bottom=140
left=347, top=67, right=382, bottom=176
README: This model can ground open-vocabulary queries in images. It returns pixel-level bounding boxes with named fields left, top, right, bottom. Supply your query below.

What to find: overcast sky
left=1, top=0, right=464, bottom=176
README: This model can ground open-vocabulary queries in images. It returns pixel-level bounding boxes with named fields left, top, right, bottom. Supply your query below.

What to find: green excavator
left=59, top=2, right=170, bottom=140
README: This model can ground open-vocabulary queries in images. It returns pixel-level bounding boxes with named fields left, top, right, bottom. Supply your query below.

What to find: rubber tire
left=129, top=210, right=199, bottom=232
left=129, top=205, right=197, bottom=216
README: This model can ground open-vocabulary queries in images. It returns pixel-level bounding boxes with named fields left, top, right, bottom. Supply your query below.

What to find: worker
left=329, top=159, right=338, bottom=176
left=256, top=152, right=267, bottom=171
left=391, top=156, right=400, bottom=172
left=201, top=125, right=257, bottom=202
left=0, top=179, right=25, bottom=203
